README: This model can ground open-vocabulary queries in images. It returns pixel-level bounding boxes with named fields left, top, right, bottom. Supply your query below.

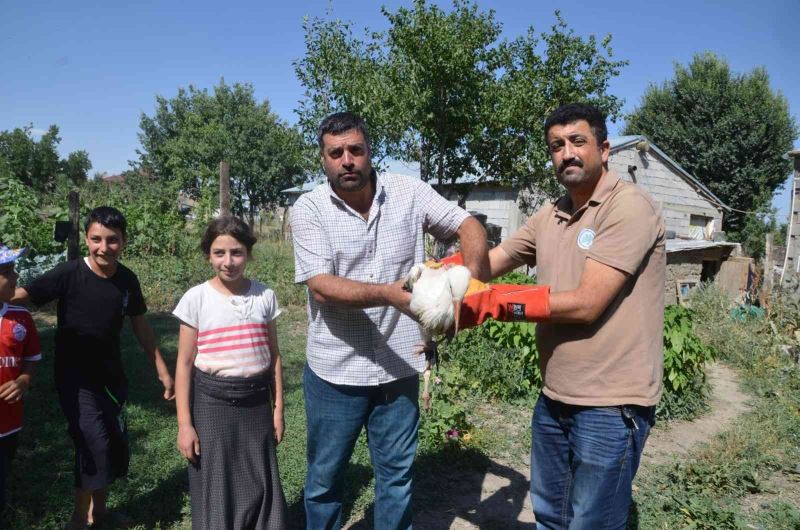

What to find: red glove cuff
left=438, top=252, right=464, bottom=266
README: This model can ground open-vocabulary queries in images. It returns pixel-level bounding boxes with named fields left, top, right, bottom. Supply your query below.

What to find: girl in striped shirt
left=173, top=216, right=287, bottom=529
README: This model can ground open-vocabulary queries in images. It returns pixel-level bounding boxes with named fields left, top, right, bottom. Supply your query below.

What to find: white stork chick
left=404, top=262, right=472, bottom=409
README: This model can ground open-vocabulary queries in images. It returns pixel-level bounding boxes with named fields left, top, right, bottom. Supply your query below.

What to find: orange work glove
left=437, top=252, right=464, bottom=266
left=457, top=280, right=551, bottom=330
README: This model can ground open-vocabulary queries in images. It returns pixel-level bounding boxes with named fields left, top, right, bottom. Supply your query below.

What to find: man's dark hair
left=84, top=206, right=127, bottom=237
left=317, top=111, right=371, bottom=151
left=544, top=103, right=608, bottom=145
left=200, top=215, right=257, bottom=256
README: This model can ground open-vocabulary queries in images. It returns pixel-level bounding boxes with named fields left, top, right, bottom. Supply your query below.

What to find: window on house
left=689, top=214, right=715, bottom=240
left=690, top=215, right=712, bottom=227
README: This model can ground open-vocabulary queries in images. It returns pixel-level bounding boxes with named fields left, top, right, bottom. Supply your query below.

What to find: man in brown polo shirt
left=456, top=102, right=665, bottom=528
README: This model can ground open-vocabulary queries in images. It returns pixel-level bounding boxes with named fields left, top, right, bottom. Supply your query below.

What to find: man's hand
left=161, top=373, right=176, bottom=401
left=386, top=279, right=413, bottom=317
left=0, top=378, right=28, bottom=403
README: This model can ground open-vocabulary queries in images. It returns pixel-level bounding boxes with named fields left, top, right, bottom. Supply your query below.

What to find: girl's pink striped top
left=173, top=280, right=281, bottom=377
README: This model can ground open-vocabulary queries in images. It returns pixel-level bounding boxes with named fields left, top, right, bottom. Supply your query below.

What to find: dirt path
left=640, top=362, right=751, bottom=467
left=407, top=361, right=750, bottom=529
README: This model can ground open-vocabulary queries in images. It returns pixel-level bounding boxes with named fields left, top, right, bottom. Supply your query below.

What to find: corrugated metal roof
left=666, top=239, right=738, bottom=253
left=282, top=180, right=324, bottom=194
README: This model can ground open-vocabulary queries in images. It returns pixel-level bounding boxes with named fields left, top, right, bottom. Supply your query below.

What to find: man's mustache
left=558, top=159, right=583, bottom=173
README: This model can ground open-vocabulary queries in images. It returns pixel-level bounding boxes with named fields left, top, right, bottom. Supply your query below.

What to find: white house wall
left=608, top=147, right=724, bottom=237
left=445, top=187, right=525, bottom=239
left=433, top=146, right=722, bottom=241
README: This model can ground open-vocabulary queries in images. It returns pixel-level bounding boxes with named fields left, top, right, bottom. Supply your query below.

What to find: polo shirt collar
left=553, top=169, right=622, bottom=221
left=587, top=169, right=622, bottom=207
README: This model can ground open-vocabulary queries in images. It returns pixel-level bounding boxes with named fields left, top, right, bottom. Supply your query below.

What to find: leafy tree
left=624, top=52, right=798, bottom=236
left=295, top=0, right=626, bottom=203
left=737, top=210, right=784, bottom=262
left=0, top=124, right=91, bottom=191
left=61, top=150, right=92, bottom=184
left=134, top=80, right=309, bottom=222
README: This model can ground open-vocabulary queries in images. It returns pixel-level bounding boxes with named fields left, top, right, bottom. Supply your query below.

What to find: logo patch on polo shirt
left=507, top=303, right=526, bottom=320
left=577, top=228, right=596, bottom=250
left=12, top=322, right=26, bottom=342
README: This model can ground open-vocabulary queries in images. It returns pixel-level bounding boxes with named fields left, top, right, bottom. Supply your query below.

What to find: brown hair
left=199, top=215, right=257, bottom=256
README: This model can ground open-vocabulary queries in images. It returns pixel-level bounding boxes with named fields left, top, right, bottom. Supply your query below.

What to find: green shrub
left=491, top=270, right=535, bottom=285
left=439, top=268, right=542, bottom=403
left=659, top=304, right=716, bottom=421
left=418, top=364, right=475, bottom=451
left=441, top=320, right=540, bottom=403
left=441, top=292, right=714, bottom=421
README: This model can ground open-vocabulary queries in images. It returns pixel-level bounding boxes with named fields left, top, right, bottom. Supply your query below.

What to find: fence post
left=68, top=191, right=80, bottom=261
left=219, top=161, right=231, bottom=216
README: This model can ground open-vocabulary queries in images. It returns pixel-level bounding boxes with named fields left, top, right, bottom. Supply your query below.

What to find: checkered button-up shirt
left=291, top=173, right=470, bottom=386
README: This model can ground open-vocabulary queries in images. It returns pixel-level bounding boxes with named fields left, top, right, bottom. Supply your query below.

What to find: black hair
left=544, top=103, right=608, bottom=146
left=84, top=206, right=127, bottom=237
left=200, top=215, right=257, bottom=256
left=317, top=111, right=371, bottom=151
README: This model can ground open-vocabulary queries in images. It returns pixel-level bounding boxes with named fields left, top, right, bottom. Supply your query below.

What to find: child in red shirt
left=0, top=244, right=41, bottom=514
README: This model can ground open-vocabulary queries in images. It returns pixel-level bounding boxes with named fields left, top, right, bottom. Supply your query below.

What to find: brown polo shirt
left=501, top=170, right=666, bottom=407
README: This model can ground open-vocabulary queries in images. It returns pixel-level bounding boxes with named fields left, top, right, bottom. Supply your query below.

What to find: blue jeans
left=531, top=394, right=655, bottom=530
left=303, top=365, right=420, bottom=530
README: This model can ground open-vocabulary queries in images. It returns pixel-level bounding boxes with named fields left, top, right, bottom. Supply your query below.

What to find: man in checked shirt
left=291, top=111, right=488, bottom=530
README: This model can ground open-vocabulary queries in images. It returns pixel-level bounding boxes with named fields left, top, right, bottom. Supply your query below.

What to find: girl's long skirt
left=190, top=369, right=287, bottom=530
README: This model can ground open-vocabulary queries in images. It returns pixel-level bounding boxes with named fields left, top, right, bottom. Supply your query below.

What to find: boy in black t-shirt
left=14, top=206, right=175, bottom=530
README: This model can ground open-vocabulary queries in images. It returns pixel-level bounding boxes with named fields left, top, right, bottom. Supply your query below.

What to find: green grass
left=6, top=259, right=798, bottom=529
left=1, top=305, right=495, bottom=529
left=628, top=286, right=800, bottom=529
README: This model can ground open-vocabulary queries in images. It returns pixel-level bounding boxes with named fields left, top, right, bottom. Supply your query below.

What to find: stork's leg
left=421, top=343, right=437, bottom=410
left=422, top=367, right=431, bottom=410
left=412, top=334, right=436, bottom=355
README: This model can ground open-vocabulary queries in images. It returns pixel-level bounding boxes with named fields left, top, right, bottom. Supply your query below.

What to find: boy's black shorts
left=0, top=432, right=20, bottom=512
left=57, top=385, right=128, bottom=491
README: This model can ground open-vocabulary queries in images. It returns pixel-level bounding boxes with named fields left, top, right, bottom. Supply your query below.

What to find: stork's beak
left=452, top=298, right=462, bottom=335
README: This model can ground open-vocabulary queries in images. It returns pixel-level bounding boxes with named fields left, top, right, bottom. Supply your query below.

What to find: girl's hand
left=273, top=407, right=285, bottom=445
left=161, top=373, right=176, bottom=401
left=177, top=425, right=200, bottom=463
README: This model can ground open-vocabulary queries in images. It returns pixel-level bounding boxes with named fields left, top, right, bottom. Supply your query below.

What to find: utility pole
left=219, top=161, right=231, bottom=216
left=780, top=150, right=800, bottom=286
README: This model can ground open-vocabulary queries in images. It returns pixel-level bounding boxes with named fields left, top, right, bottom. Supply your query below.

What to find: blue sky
left=1, top=0, right=798, bottom=219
